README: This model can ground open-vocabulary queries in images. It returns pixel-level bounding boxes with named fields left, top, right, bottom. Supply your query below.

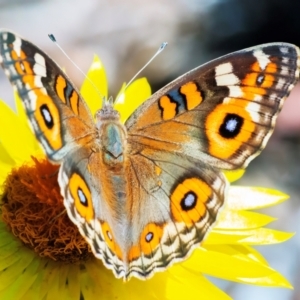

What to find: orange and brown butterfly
left=0, top=30, right=299, bottom=280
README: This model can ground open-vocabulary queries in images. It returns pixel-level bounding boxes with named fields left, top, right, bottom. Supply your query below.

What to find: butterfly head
left=96, top=96, right=120, bottom=121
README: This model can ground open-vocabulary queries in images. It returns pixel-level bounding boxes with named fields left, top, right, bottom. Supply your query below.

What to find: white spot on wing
left=269, top=93, right=278, bottom=101
left=280, top=67, right=288, bottom=76
left=216, top=73, right=240, bottom=86
left=228, top=86, right=243, bottom=97
left=215, top=62, right=233, bottom=75
left=13, top=37, right=22, bottom=57
left=4, top=51, right=11, bottom=61
left=253, top=49, right=270, bottom=70
left=34, top=76, right=43, bottom=88
left=34, top=76, right=47, bottom=94
left=27, top=90, right=37, bottom=109
left=280, top=47, right=289, bottom=54
left=276, top=78, right=286, bottom=89
left=253, top=94, right=263, bottom=102
left=8, top=64, right=17, bottom=76
left=282, top=57, right=289, bottom=64
left=215, top=61, right=240, bottom=86
left=33, top=53, right=47, bottom=77
left=246, top=102, right=261, bottom=123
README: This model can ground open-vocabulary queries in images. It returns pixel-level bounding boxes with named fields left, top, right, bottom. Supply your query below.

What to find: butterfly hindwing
left=125, top=152, right=227, bottom=279
left=126, top=43, right=300, bottom=169
left=0, top=31, right=95, bottom=162
left=59, top=145, right=227, bottom=279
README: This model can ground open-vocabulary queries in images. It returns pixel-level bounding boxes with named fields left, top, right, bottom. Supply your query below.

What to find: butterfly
left=0, top=30, right=299, bottom=280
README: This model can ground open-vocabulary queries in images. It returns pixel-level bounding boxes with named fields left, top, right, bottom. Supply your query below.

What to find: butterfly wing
left=124, top=152, right=227, bottom=279
left=119, top=43, right=300, bottom=278
left=58, top=145, right=227, bottom=280
left=0, top=31, right=96, bottom=162
left=126, top=43, right=300, bottom=169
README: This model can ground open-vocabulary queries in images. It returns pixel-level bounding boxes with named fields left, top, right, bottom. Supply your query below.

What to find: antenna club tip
left=48, top=34, right=56, bottom=42
left=161, top=42, right=168, bottom=49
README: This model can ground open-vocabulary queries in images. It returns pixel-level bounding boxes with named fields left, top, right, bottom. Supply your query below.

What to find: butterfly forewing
left=0, top=31, right=95, bottom=162
left=126, top=43, right=300, bottom=169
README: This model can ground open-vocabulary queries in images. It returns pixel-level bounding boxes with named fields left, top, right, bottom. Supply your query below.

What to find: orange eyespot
left=100, top=222, right=123, bottom=259
left=205, top=103, right=255, bottom=159
left=171, top=178, right=212, bottom=226
left=69, top=172, right=94, bottom=222
left=128, top=223, right=164, bottom=261
left=34, top=95, right=63, bottom=151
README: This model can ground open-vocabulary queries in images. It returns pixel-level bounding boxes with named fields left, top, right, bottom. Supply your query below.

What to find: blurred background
left=0, top=0, right=300, bottom=299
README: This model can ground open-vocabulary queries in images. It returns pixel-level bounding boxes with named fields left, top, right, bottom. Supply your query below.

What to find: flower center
left=1, top=157, right=93, bottom=263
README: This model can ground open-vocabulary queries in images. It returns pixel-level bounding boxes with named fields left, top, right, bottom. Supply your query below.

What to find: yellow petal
left=0, top=258, right=39, bottom=300
left=0, top=142, right=15, bottom=167
left=239, top=228, right=294, bottom=245
left=227, top=187, right=289, bottom=210
left=0, top=143, right=16, bottom=186
left=164, top=266, right=232, bottom=300
left=14, top=91, right=52, bottom=157
left=229, top=244, right=268, bottom=265
left=45, top=265, right=62, bottom=300
left=208, top=227, right=294, bottom=246
left=204, top=230, right=251, bottom=245
left=80, top=55, right=108, bottom=117
left=65, top=264, right=81, bottom=299
left=115, top=82, right=126, bottom=106
left=114, top=78, right=151, bottom=123
left=215, top=210, right=276, bottom=230
left=79, top=270, right=98, bottom=299
left=223, top=169, right=245, bottom=182
left=38, top=260, right=61, bottom=299
left=186, top=247, right=276, bottom=281
left=0, top=247, right=35, bottom=296
left=238, top=271, right=292, bottom=288
left=0, top=101, right=40, bottom=163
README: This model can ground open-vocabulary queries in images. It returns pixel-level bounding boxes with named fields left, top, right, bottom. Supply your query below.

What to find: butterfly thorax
left=95, top=104, right=127, bottom=170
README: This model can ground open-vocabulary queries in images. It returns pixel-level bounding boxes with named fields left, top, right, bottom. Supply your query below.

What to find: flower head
left=0, top=56, right=294, bottom=299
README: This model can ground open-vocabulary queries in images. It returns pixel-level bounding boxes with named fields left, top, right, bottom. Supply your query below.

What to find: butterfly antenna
left=48, top=34, right=105, bottom=102
left=124, top=42, right=168, bottom=90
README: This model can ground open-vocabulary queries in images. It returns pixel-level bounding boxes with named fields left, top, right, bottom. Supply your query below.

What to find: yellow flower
left=0, top=56, right=294, bottom=300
